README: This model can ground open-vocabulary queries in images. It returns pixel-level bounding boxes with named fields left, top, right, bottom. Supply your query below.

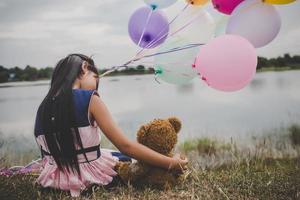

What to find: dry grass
left=0, top=157, right=299, bottom=200
left=1, top=124, right=300, bottom=199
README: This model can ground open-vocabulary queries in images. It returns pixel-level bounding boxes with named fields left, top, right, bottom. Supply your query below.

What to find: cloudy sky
left=0, top=0, right=299, bottom=69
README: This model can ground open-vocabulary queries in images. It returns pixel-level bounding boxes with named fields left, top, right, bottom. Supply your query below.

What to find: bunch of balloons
left=126, top=0, right=296, bottom=92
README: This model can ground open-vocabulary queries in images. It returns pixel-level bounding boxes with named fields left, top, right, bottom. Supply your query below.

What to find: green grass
left=257, top=66, right=300, bottom=73
left=179, top=137, right=232, bottom=156
left=289, top=124, right=300, bottom=146
left=0, top=158, right=299, bottom=200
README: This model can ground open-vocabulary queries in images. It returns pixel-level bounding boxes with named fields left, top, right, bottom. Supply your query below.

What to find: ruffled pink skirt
left=36, top=149, right=119, bottom=197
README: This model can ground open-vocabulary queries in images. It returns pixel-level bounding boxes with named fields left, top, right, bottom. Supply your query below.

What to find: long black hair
left=38, top=53, right=99, bottom=176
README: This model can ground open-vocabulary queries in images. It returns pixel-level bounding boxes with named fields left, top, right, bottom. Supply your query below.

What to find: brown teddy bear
left=115, top=116, right=186, bottom=188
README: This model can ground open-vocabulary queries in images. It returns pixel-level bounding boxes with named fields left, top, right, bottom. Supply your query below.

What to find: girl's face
left=73, top=61, right=99, bottom=90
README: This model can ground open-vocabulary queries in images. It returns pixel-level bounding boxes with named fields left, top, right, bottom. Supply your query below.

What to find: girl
left=34, top=53, right=188, bottom=197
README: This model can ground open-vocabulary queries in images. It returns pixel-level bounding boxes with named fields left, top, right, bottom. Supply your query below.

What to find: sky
left=0, top=0, right=299, bottom=69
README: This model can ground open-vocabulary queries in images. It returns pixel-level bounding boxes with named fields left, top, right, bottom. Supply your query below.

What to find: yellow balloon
left=264, top=0, right=296, bottom=4
left=186, top=0, right=209, bottom=6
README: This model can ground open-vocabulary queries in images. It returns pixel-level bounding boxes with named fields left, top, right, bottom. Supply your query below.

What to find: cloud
left=0, top=0, right=299, bottom=68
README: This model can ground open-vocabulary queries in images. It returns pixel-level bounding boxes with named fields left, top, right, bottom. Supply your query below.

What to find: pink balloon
left=195, top=35, right=257, bottom=92
left=212, top=0, right=244, bottom=15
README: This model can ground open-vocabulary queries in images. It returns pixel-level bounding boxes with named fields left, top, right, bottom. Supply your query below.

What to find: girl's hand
left=169, top=153, right=188, bottom=173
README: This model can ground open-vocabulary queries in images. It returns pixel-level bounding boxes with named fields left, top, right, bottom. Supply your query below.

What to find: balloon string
left=99, top=43, right=204, bottom=78
left=137, top=60, right=192, bottom=66
left=137, top=8, right=154, bottom=48
left=127, top=6, right=204, bottom=64
left=166, top=12, right=205, bottom=40
left=154, top=76, right=161, bottom=84
left=100, top=66, right=195, bottom=80
left=119, top=3, right=190, bottom=71
left=105, top=43, right=203, bottom=69
left=144, top=8, right=205, bottom=51
left=101, top=65, right=195, bottom=79
left=117, top=8, right=201, bottom=72
left=99, top=5, right=204, bottom=78
left=108, top=8, right=156, bottom=75
left=141, top=43, right=203, bottom=62
left=135, top=4, right=190, bottom=57
left=132, top=43, right=203, bottom=61
left=99, top=2, right=264, bottom=82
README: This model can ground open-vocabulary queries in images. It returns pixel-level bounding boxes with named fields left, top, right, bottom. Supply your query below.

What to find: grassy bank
left=0, top=124, right=300, bottom=199
left=0, top=158, right=299, bottom=200
left=257, top=66, right=300, bottom=73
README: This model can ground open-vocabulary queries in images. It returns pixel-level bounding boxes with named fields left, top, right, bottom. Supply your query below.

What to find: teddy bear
left=115, top=116, right=186, bottom=189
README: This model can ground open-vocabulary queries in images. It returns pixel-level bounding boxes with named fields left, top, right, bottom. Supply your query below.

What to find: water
left=0, top=71, right=299, bottom=144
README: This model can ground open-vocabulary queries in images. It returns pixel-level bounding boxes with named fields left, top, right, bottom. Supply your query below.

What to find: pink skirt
left=36, top=148, right=119, bottom=197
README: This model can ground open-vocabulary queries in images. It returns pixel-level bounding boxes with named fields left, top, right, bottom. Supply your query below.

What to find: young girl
left=34, top=53, right=188, bottom=197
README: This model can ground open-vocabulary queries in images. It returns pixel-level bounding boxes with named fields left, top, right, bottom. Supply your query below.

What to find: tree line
left=0, top=54, right=299, bottom=83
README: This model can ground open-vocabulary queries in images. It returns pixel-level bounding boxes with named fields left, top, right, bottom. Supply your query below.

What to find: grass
left=0, top=124, right=300, bottom=199
left=289, top=124, right=300, bottom=146
left=179, top=137, right=232, bottom=156
left=0, top=157, right=299, bottom=199
left=257, top=66, right=300, bottom=73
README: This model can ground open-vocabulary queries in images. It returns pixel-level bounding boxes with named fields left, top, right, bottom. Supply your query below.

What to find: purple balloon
left=128, top=6, right=169, bottom=49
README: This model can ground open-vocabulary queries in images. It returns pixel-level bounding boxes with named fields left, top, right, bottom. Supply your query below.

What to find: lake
left=0, top=71, right=299, bottom=144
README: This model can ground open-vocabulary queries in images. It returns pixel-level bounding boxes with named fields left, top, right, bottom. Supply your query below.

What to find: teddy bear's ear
left=168, top=117, right=182, bottom=133
left=137, top=125, right=149, bottom=144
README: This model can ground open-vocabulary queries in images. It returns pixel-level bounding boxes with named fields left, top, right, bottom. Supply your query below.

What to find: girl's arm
left=90, top=94, right=188, bottom=171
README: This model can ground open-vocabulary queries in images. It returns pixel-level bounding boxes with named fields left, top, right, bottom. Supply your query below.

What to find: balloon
left=128, top=7, right=169, bottom=49
left=195, top=35, right=257, bottom=92
left=143, top=0, right=177, bottom=9
left=169, top=6, right=216, bottom=45
left=186, top=0, right=209, bottom=6
left=212, top=0, right=244, bottom=15
left=264, top=0, right=296, bottom=4
left=154, top=37, right=199, bottom=85
left=226, top=0, right=281, bottom=48
left=214, top=15, right=230, bottom=37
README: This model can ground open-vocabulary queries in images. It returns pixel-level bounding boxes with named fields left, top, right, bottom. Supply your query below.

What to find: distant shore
left=0, top=67, right=299, bottom=88
left=1, top=54, right=300, bottom=83
left=257, top=66, right=300, bottom=72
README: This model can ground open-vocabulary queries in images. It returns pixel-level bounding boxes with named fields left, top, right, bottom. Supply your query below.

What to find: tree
left=276, top=56, right=286, bottom=67
left=292, top=55, right=300, bottom=64
left=0, top=66, right=9, bottom=83
left=257, top=57, right=270, bottom=69
left=21, top=65, right=38, bottom=81
left=38, top=67, right=53, bottom=79
left=137, top=65, right=145, bottom=71
left=8, top=66, right=23, bottom=81
left=284, top=53, right=292, bottom=63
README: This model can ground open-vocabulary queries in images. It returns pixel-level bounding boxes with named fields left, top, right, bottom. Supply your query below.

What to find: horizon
left=1, top=53, right=299, bottom=70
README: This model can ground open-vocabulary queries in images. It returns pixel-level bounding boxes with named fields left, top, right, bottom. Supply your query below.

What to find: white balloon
left=226, top=0, right=281, bottom=48
left=214, top=15, right=230, bottom=37
left=169, top=5, right=216, bottom=45
left=143, top=0, right=178, bottom=9
left=154, top=37, right=199, bottom=85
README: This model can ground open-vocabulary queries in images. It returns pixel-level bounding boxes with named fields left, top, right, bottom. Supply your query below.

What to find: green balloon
left=154, top=36, right=199, bottom=85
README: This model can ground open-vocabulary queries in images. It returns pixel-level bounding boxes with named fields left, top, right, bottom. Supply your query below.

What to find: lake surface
left=0, top=71, right=299, bottom=144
